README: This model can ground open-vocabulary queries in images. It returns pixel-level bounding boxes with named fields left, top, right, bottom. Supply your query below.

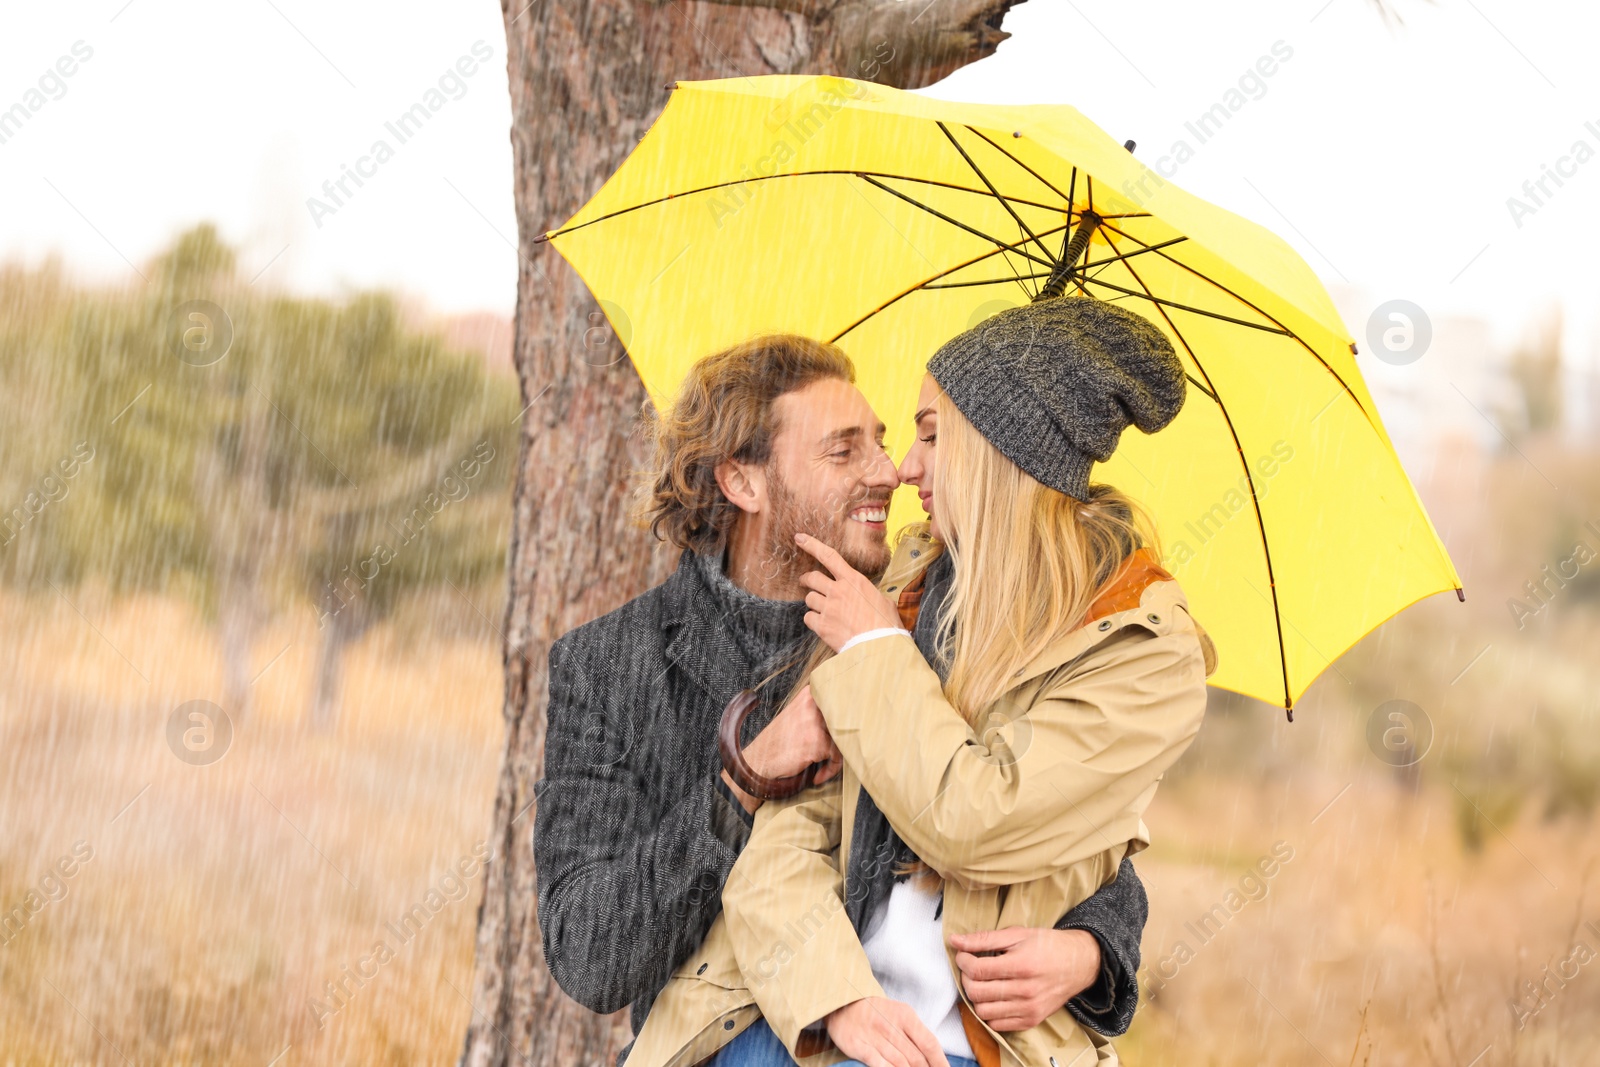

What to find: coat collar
left=879, top=532, right=1203, bottom=689
left=1009, top=567, right=1194, bottom=685
left=661, top=549, right=753, bottom=702
left=660, top=548, right=809, bottom=702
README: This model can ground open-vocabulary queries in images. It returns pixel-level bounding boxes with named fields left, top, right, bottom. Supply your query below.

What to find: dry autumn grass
left=0, top=587, right=503, bottom=1064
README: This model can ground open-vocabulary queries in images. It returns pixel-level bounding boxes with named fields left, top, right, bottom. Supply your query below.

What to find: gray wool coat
left=533, top=547, right=1147, bottom=1047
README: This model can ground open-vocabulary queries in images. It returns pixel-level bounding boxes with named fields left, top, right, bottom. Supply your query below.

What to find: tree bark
left=461, top=3, right=1027, bottom=1065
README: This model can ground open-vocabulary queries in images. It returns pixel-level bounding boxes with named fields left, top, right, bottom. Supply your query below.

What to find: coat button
left=724, top=1019, right=735, bottom=1030
left=887, top=586, right=898, bottom=593
left=910, top=549, right=921, bottom=558
left=697, top=963, right=708, bottom=975
left=1098, top=619, right=1112, bottom=632
left=1147, top=613, right=1161, bottom=624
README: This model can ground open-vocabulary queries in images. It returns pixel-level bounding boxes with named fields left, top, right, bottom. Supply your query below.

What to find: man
left=533, top=334, right=1148, bottom=1059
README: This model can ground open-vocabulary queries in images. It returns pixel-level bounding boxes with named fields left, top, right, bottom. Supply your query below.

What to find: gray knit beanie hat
left=927, top=296, right=1187, bottom=502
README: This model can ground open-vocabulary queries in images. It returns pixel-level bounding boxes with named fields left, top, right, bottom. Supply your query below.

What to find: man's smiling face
left=757, top=377, right=899, bottom=583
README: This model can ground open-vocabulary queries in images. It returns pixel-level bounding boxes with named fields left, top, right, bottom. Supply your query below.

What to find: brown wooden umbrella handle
left=718, top=689, right=820, bottom=801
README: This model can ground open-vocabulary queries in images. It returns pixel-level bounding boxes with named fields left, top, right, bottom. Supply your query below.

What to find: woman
left=629, top=296, right=1217, bottom=1067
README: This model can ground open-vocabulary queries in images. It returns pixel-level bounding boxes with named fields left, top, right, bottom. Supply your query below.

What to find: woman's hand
left=950, top=927, right=1103, bottom=1032
left=794, top=533, right=902, bottom=653
left=825, top=997, right=950, bottom=1067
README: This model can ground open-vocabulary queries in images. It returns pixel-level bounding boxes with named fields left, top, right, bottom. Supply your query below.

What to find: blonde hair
left=931, top=389, right=1158, bottom=724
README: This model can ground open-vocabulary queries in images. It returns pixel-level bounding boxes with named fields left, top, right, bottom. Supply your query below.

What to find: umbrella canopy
left=539, top=73, right=1462, bottom=714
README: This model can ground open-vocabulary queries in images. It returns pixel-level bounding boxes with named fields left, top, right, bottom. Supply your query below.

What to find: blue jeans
left=710, top=1017, right=979, bottom=1067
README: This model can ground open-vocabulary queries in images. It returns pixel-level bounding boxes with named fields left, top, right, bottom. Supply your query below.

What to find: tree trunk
left=219, top=594, right=258, bottom=722
left=307, top=617, right=349, bottom=734
left=461, top=3, right=1027, bottom=1064
left=306, top=595, right=371, bottom=733
left=205, top=375, right=273, bottom=725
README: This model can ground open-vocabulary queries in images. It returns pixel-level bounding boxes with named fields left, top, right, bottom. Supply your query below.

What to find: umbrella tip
left=533, top=231, right=551, bottom=244
left=1456, top=587, right=1466, bottom=602
left=1013, top=131, right=1022, bottom=138
left=1285, top=705, right=1294, bottom=723
left=665, top=81, right=678, bottom=91
left=1123, top=139, right=1136, bottom=154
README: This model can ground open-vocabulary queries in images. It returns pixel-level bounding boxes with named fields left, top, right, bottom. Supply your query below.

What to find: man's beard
left=761, top=465, right=892, bottom=587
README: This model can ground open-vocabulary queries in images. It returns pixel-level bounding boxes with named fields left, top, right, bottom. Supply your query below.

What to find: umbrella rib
left=921, top=234, right=1188, bottom=290
left=923, top=272, right=1051, bottom=289
left=1100, top=227, right=1299, bottom=710
left=1097, top=218, right=1376, bottom=429
left=1077, top=277, right=1291, bottom=334
left=856, top=175, right=1057, bottom=271
left=1098, top=227, right=1294, bottom=713
left=1098, top=230, right=1223, bottom=407
left=1079, top=236, right=1189, bottom=274
left=962, top=126, right=1073, bottom=203
left=538, top=171, right=1078, bottom=242
left=936, top=121, right=1055, bottom=288
left=828, top=221, right=1074, bottom=343
left=1184, top=373, right=1218, bottom=402
left=957, top=126, right=1149, bottom=223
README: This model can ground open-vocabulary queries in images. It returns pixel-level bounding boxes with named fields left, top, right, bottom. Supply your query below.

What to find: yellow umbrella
left=539, top=73, right=1462, bottom=716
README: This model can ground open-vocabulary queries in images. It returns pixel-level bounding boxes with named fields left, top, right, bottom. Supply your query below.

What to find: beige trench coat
left=627, top=530, right=1216, bottom=1067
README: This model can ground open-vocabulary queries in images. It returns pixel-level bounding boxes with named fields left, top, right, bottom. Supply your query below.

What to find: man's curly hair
left=637, top=334, right=855, bottom=555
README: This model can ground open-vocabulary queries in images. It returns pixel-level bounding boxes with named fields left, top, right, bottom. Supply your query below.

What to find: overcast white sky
left=3, top=0, right=1597, bottom=364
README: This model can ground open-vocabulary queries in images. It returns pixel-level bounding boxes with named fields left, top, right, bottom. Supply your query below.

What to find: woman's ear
left=714, top=459, right=765, bottom=515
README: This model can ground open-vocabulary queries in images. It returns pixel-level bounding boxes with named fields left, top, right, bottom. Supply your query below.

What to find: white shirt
left=858, top=876, right=976, bottom=1061
left=838, top=627, right=973, bottom=1057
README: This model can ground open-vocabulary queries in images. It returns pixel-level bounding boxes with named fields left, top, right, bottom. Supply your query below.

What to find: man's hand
left=794, top=533, right=902, bottom=652
left=950, top=927, right=1102, bottom=1032
left=826, top=996, right=951, bottom=1067
left=720, top=685, right=842, bottom=815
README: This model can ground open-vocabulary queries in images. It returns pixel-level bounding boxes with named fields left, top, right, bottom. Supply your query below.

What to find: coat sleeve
left=1057, top=855, right=1146, bottom=1036
left=807, top=623, right=1206, bottom=888
left=721, top=777, right=887, bottom=1053
left=533, top=634, right=753, bottom=1016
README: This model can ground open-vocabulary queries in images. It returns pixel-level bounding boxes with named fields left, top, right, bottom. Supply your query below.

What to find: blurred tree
left=461, top=2, right=1031, bottom=1065
left=0, top=226, right=516, bottom=728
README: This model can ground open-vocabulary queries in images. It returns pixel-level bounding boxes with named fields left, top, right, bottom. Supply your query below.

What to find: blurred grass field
left=0, top=586, right=503, bottom=1064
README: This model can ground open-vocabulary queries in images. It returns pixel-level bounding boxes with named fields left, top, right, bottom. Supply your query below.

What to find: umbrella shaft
left=1038, top=211, right=1101, bottom=300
